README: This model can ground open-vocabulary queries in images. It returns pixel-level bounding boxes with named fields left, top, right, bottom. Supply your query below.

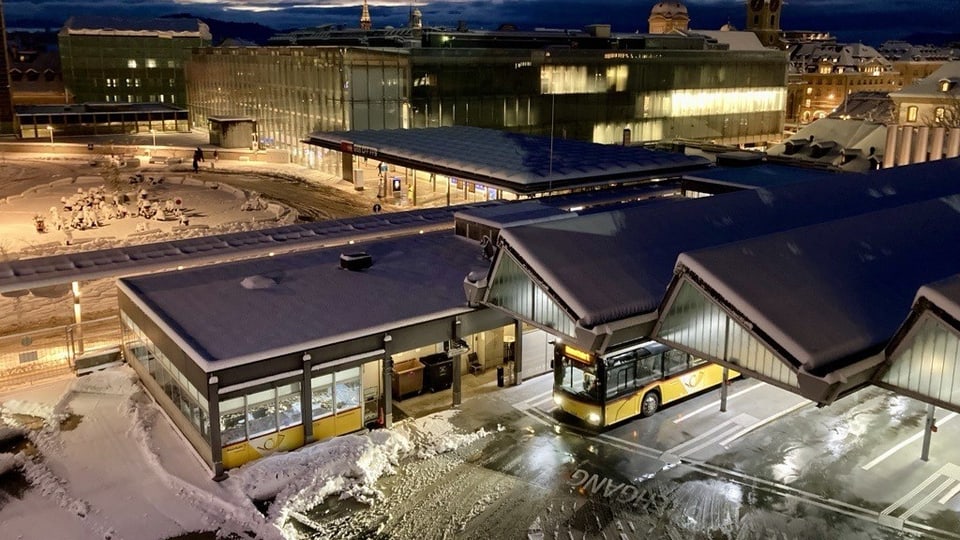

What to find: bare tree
left=923, top=94, right=960, bottom=129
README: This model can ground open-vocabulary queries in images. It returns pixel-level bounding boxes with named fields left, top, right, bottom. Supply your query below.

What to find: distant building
left=890, top=61, right=960, bottom=127
left=745, top=0, right=783, bottom=48
left=788, top=42, right=899, bottom=124
left=879, top=40, right=960, bottom=87
left=648, top=2, right=690, bottom=34
left=0, top=2, right=15, bottom=133
left=190, top=26, right=787, bottom=167
left=58, top=16, right=211, bottom=106
left=8, top=41, right=66, bottom=106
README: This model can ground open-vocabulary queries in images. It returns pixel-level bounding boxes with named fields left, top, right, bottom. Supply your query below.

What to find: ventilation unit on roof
left=340, top=252, right=373, bottom=271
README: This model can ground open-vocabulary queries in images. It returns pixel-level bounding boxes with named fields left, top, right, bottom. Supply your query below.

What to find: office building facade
left=187, top=29, right=786, bottom=166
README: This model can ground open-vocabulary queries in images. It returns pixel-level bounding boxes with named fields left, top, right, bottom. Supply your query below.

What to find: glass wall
left=883, top=315, right=960, bottom=409
left=187, top=47, right=409, bottom=166
left=121, top=313, right=210, bottom=442
left=486, top=251, right=577, bottom=338
left=219, top=382, right=303, bottom=447
left=657, top=280, right=799, bottom=389
left=311, top=366, right=362, bottom=420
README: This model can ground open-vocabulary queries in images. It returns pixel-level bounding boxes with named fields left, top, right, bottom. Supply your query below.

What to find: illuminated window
left=907, top=106, right=918, bottom=122
left=127, top=59, right=137, bottom=68
left=806, top=87, right=812, bottom=95
left=941, top=79, right=956, bottom=92
left=167, top=60, right=176, bottom=68
left=935, top=107, right=946, bottom=122
left=804, top=98, right=811, bottom=107
left=146, top=58, right=157, bottom=68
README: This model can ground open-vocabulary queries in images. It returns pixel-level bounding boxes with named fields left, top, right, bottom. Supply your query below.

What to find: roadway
left=296, top=374, right=960, bottom=539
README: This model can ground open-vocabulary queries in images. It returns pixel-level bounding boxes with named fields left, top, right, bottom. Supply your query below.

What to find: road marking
left=880, top=463, right=960, bottom=530
left=660, top=414, right=756, bottom=461
left=717, top=400, right=811, bottom=447
left=940, top=481, right=960, bottom=505
left=862, top=412, right=958, bottom=471
left=672, top=382, right=764, bottom=424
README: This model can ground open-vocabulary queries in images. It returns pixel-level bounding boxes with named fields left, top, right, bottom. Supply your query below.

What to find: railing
left=0, top=316, right=121, bottom=391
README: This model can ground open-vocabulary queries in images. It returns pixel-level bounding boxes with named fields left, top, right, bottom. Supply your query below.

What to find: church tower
left=360, top=0, right=372, bottom=31
left=745, top=0, right=782, bottom=47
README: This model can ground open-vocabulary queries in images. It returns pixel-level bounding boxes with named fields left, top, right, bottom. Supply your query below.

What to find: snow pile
left=0, top=399, right=61, bottom=420
left=230, top=409, right=494, bottom=535
left=70, top=367, right=140, bottom=396
left=0, top=451, right=22, bottom=475
left=396, top=409, right=492, bottom=458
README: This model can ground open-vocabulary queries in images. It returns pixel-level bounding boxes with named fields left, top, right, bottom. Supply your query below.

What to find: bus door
left=659, top=349, right=695, bottom=403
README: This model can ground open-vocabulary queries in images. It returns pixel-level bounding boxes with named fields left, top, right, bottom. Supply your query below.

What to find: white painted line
left=676, top=426, right=742, bottom=458
left=881, top=464, right=953, bottom=517
left=523, top=389, right=554, bottom=405
left=672, top=383, right=764, bottom=424
left=939, top=481, right=960, bottom=505
left=718, top=400, right=811, bottom=447
left=663, top=416, right=743, bottom=456
left=862, top=412, right=958, bottom=471
left=901, top=478, right=955, bottom=521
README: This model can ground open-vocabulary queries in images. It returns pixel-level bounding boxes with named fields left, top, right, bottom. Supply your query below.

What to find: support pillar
left=382, top=334, right=394, bottom=429
left=71, top=281, right=84, bottom=356
left=883, top=125, right=898, bottom=169
left=720, top=317, right=730, bottom=413
left=512, top=319, right=523, bottom=386
left=208, top=375, right=228, bottom=481
left=342, top=151, right=354, bottom=182
left=898, top=127, right=914, bottom=166
left=947, top=128, right=960, bottom=159
left=451, top=319, right=463, bottom=407
left=913, top=126, right=930, bottom=163
left=931, top=127, right=946, bottom=161
left=301, top=353, right=314, bottom=444
left=921, top=403, right=936, bottom=462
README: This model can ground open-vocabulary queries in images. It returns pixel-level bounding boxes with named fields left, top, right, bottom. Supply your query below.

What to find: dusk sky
left=5, top=0, right=960, bottom=45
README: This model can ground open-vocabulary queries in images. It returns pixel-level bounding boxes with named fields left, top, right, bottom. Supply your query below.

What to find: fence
left=0, top=316, right=121, bottom=391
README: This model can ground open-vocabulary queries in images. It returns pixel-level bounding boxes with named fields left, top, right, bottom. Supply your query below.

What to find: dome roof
left=650, top=1, right=689, bottom=18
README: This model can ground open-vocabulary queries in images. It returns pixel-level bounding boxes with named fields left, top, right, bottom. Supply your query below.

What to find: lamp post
left=46, top=125, right=54, bottom=150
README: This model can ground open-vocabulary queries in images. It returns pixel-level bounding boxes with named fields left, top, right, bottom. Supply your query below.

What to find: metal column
left=452, top=318, right=462, bottom=407
left=301, top=353, right=314, bottom=444
left=921, top=403, right=936, bottom=462
left=208, top=375, right=227, bottom=481
left=382, top=334, right=394, bottom=429
left=512, top=319, right=523, bottom=386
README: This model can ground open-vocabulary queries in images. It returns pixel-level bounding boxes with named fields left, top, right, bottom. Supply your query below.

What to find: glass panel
left=312, top=373, right=334, bottom=419
left=663, top=349, right=689, bottom=376
left=277, top=382, right=302, bottom=429
left=335, top=368, right=361, bottom=412
left=219, top=397, right=246, bottom=446
left=557, top=357, right=599, bottom=400
left=246, top=388, right=277, bottom=438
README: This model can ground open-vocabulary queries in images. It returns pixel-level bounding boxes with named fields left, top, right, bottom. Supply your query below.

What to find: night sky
left=5, top=0, right=959, bottom=45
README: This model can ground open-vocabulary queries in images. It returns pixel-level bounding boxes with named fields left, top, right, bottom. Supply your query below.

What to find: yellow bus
left=552, top=340, right=738, bottom=427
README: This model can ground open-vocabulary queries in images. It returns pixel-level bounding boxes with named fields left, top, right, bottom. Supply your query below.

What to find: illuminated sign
left=564, top=345, right=593, bottom=365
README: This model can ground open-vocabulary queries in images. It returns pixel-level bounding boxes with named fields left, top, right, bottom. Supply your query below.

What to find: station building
left=186, top=26, right=787, bottom=167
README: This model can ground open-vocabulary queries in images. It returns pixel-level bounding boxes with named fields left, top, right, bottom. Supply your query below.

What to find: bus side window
left=636, top=353, right=661, bottom=385
left=663, top=349, right=689, bottom=376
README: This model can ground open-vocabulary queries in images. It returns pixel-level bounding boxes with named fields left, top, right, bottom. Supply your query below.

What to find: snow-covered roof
left=61, top=16, right=210, bottom=39
left=683, top=163, right=844, bottom=190
left=305, top=127, right=709, bottom=194
left=693, top=30, right=767, bottom=51
left=915, top=274, right=960, bottom=325
left=494, top=158, right=960, bottom=329
left=0, top=205, right=475, bottom=294
left=767, top=118, right=887, bottom=172
left=121, top=232, right=489, bottom=365
left=675, top=196, right=960, bottom=372
left=892, top=61, right=960, bottom=99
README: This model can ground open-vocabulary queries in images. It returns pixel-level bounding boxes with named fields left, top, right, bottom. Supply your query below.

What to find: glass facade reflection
left=187, top=47, right=409, bottom=167
left=186, top=38, right=786, bottom=166
left=121, top=313, right=211, bottom=441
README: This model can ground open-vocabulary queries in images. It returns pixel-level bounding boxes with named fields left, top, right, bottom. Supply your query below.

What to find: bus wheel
left=640, top=391, right=660, bottom=417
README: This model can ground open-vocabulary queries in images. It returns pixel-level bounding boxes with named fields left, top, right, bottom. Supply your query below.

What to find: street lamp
left=150, top=129, right=156, bottom=147
left=46, top=125, right=54, bottom=150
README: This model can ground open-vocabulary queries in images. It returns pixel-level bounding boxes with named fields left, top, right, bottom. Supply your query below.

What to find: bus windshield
left=557, top=356, right=600, bottom=400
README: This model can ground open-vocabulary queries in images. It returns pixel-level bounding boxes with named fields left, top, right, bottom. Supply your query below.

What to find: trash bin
left=391, top=358, right=424, bottom=399
left=420, top=352, right=453, bottom=392
left=496, top=366, right=505, bottom=387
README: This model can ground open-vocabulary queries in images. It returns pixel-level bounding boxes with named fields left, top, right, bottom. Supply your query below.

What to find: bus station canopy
left=305, top=126, right=710, bottom=194
left=482, top=158, right=960, bottom=351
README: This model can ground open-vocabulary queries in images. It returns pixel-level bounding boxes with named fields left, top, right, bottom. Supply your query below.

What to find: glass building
left=59, top=16, right=211, bottom=106
left=186, top=29, right=787, bottom=166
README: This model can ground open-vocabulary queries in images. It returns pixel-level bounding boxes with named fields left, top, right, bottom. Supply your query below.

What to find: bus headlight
left=587, top=412, right=601, bottom=425
left=553, top=395, right=563, bottom=406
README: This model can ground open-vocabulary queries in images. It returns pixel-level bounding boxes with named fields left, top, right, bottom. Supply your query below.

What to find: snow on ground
left=0, top=366, right=496, bottom=540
